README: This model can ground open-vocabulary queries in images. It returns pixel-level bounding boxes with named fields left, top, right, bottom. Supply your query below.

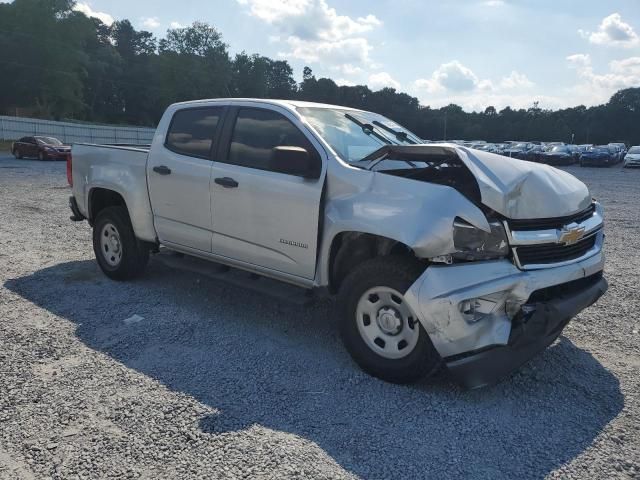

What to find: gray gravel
left=0, top=155, right=639, bottom=479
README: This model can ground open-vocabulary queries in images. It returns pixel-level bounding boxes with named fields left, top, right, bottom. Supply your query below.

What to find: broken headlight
left=452, top=218, right=509, bottom=261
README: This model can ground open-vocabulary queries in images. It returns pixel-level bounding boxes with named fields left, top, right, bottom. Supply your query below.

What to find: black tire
left=338, top=256, right=441, bottom=384
left=38, top=151, right=45, bottom=161
left=14, top=149, right=22, bottom=159
left=92, top=206, right=149, bottom=281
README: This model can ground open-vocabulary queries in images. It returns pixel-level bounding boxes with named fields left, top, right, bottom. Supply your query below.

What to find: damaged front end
left=359, top=145, right=607, bottom=388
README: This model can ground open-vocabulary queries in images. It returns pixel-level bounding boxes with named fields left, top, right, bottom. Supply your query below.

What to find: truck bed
left=70, top=143, right=157, bottom=242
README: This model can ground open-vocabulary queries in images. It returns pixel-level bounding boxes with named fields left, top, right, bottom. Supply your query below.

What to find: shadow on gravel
left=6, top=259, right=624, bottom=479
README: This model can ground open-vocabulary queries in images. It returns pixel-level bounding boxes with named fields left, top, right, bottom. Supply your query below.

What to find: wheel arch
left=326, top=231, right=419, bottom=293
left=88, top=187, right=128, bottom=223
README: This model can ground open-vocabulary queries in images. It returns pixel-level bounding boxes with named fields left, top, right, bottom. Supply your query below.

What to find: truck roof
left=168, top=98, right=363, bottom=113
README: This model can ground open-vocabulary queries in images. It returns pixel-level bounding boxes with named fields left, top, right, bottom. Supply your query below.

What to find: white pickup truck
left=68, top=99, right=607, bottom=388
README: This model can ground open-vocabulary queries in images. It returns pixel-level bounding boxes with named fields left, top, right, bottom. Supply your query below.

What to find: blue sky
left=69, top=0, right=640, bottom=110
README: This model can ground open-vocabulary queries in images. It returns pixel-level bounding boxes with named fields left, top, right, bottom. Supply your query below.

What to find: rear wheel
left=338, top=256, right=441, bottom=384
left=38, top=151, right=45, bottom=161
left=92, top=206, right=149, bottom=280
left=14, top=148, right=22, bottom=159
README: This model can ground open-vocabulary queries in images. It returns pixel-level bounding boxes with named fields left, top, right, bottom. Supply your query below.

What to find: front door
left=210, top=105, right=325, bottom=280
left=147, top=106, right=226, bottom=252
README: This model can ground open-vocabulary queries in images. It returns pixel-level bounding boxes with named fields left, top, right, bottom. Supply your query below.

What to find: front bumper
left=405, top=251, right=606, bottom=388
left=581, top=157, right=610, bottom=166
left=446, top=274, right=607, bottom=388
left=624, top=158, right=640, bottom=167
left=43, top=150, right=71, bottom=160
left=541, top=156, right=574, bottom=165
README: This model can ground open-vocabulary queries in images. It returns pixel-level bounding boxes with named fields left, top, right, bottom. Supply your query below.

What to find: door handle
left=153, top=165, right=172, bottom=175
left=214, top=177, right=239, bottom=188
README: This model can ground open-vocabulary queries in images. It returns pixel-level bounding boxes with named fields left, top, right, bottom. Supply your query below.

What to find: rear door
left=210, top=104, right=326, bottom=279
left=147, top=106, right=226, bottom=252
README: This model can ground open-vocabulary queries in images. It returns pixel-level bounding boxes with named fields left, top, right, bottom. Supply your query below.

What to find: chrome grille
left=506, top=202, right=604, bottom=270
left=514, top=234, right=597, bottom=266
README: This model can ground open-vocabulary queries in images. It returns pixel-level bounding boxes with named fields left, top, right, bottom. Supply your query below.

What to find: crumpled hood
left=445, top=145, right=591, bottom=219
left=364, top=144, right=592, bottom=220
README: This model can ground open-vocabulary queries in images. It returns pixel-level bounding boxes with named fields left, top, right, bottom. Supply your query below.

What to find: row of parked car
left=452, top=140, right=639, bottom=168
left=9, top=134, right=640, bottom=168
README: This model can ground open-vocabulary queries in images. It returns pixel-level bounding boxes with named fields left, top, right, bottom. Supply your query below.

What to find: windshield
left=513, top=143, right=529, bottom=149
left=551, top=146, right=569, bottom=153
left=35, top=136, right=63, bottom=146
left=628, top=146, right=640, bottom=154
left=297, top=107, right=422, bottom=162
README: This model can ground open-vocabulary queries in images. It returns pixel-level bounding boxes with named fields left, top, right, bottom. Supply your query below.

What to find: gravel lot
left=0, top=154, right=639, bottom=479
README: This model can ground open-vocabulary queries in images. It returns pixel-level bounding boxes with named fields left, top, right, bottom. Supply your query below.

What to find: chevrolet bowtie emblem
left=559, top=225, right=586, bottom=245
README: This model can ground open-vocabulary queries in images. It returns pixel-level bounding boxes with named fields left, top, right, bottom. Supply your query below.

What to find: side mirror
left=269, top=146, right=321, bottom=179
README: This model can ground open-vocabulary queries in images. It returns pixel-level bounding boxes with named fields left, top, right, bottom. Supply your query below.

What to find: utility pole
left=443, top=110, right=447, bottom=141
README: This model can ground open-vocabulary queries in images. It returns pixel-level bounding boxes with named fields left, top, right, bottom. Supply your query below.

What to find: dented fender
left=314, top=161, right=490, bottom=286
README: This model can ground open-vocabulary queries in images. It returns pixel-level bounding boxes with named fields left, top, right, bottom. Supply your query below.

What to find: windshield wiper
left=356, top=145, right=419, bottom=170
left=344, top=113, right=393, bottom=146
left=372, top=120, right=417, bottom=144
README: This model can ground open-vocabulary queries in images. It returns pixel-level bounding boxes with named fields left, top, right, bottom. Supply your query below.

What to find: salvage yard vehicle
left=67, top=99, right=608, bottom=388
left=580, top=145, right=616, bottom=167
left=502, top=142, right=532, bottom=159
left=12, top=136, right=70, bottom=160
left=623, top=146, right=640, bottom=168
left=538, top=145, right=576, bottom=166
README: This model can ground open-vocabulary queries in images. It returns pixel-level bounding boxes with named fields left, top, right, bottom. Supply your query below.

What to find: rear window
left=165, top=107, right=224, bottom=159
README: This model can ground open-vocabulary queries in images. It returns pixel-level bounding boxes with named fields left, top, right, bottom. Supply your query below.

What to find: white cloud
left=567, top=53, right=640, bottom=104
left=332, top=64, right=363, bottom=76
left=580, top=13, right=639, bottom=47
left=73, top=2, right=114, bottom=26
left=567, top=53, right=591, bottom=69
left=236, top=0, right=309, bottom=23
left=414, top=90, right=565, bottom=112
left=169, top=21, right=185, bottom=29
left=483, top=0, right=505, bottom=6
left=567, top=53, right=640, bottom=92
left=335, top=78, right=356, bottom=87
left=499, top=71, right=534, bottom=89
left=141, top=17, right=161, bottom=29
left=412, top=62, right=551, bottom=110
left=414, top=61, right=483, bottom=93
left=238, top=0, right=382, bottom=71
left=280, top=36, right=372, bottom=67
left=368, top=72, right=400, bottom=90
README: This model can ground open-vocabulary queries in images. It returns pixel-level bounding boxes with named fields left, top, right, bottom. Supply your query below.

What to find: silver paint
left=71, top=98, right=604, bottom=363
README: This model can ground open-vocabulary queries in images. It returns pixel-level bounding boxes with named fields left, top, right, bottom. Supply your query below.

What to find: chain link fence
left=0, top=115, right=155, bottom=145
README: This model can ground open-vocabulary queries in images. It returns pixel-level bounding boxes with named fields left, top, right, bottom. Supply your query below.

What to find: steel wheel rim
left=355, top=286, right=420, bottom=359
left=100, top=222, right=123, bottom=267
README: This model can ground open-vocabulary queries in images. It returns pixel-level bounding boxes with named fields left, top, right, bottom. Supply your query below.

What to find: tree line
left=1, top=0, right=639, bottom=145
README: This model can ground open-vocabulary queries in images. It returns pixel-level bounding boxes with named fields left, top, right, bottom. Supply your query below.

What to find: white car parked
left=623, top=146, right=640, bottom=168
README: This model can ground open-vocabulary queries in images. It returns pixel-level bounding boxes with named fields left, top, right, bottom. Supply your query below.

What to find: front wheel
left=338, top=256, right=441, bottom=384
left=92, top=206, right=149, bottom=280
left=14, top=149, right=22, bottom=159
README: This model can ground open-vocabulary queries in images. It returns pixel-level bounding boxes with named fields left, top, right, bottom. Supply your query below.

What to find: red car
left=11, top=136, right=71, bottom=161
